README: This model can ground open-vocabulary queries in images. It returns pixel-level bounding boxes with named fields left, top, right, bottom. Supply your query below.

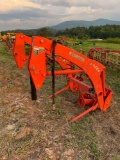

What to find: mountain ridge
left=49, top=18, right=120, bottom=30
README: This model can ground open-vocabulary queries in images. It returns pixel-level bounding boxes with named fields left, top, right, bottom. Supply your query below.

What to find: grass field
left=0, top=40, right=120, bottom=160
left=71, top=40, right=120, bottom=53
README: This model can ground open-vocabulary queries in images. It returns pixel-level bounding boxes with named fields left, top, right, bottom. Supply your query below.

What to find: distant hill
left=49, top=18, right=120, bottom=30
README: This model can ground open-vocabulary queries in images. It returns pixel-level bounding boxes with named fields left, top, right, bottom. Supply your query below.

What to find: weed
left=16, top=147, right=26, bottom=154
left=89, top=142, right=100, bottom=160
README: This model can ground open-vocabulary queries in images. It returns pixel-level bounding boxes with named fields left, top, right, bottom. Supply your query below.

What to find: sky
left=0, top=0, right=120, bottom=31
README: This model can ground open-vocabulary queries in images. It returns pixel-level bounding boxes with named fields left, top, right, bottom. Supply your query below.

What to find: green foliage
left=2, top=24, right=120, bottom=40
left=106, top=68, right=120, bottom=97
left=103, top=38, right=120, bottom=44
left=56, top=25, right=120, bottom=40
left=25, top=45, right=31, bottom=55
left=37, top=27, right=53, bottom=37
left=74, top=41, right=83, bottom=45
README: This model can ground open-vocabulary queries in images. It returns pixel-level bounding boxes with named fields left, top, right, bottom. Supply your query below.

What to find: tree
left=37, top=28, right=53, bottom=37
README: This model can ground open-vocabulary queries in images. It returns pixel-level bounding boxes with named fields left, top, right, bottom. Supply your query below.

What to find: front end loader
left=12, top=34, right=113, bottom=122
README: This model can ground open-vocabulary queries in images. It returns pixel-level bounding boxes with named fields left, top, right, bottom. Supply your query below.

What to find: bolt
left=14, top=52, right=17, bottom=55
left=42, top=74, right=46, bottom=77
left=40, top=40, right=44, bottom=43
left=31, top=66, right=35, bottom=70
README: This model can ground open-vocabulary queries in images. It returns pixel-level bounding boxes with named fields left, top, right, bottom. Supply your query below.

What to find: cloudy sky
left=0, top=0, right=120, bottom=31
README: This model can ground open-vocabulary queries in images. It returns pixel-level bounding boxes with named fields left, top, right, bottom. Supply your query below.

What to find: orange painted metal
left=13, top=33, right=32, bottom=68
left=48, top=84, right=70, bottom=98
left=28, top=36, right=46, bottom=89
left=69, top=77, right=93, bottom=92
left=70, top=103, right=98, bottom=122
left=46, top=69, right=83, bottom=75
left=13, top=34, right=113, bottom=122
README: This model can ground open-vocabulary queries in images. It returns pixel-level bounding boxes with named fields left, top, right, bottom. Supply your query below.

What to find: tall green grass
left=103, top=38, right=120, bottom=44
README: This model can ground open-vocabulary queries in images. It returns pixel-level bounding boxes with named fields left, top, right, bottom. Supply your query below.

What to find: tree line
left=1, top=24, right=120, bottom=39
left=56, top=25, right=120, bottom=39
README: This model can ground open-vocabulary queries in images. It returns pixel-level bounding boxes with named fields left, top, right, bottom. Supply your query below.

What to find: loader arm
left=13, top=33, right=32, bottom=68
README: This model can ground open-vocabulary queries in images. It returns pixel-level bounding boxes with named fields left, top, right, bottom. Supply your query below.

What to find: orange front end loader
left=13, top=34, right=112, bottom=122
